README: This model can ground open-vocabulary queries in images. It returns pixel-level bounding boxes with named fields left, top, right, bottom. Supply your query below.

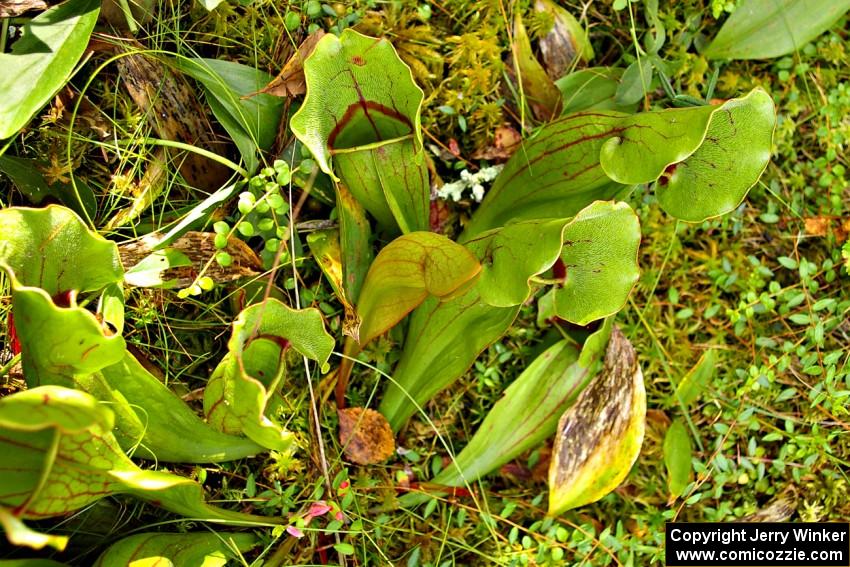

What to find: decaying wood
left=119, top=231, right=263, bottom=288
left=0, top=0, right=47, bottom=18
left=258, top=31, right=325, bottom=97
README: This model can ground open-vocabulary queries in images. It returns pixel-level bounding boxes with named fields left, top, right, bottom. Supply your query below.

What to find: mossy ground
left=1, top=0, right=849, bottom=565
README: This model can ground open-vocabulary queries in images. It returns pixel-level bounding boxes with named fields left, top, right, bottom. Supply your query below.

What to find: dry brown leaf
left=120, top=231, right=263, bottom=288
left=259, top=31, right=326, bottom=97
left=804, top=216, right=831, bottom=237
left=117, top=43, right=230, bottom=191
left=0, top=0, right=47, bottom=18
left=338, top=407, right=395, bottom=465
left=471, top=125, right=522, bottom=160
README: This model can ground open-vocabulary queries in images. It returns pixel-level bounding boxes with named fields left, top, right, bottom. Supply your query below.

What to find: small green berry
left=238, top=200, right=254, bottom=215
left=255, top=200, right=271, bottom=214
left=258, top=218, right=275, bottom=232
left=177, top=288, right=191, bottom=299
left=198, top=276, right=215, bottom=291
left=284, top=11, right=300, bottom=31
left=261, top=167, right=275, bottom=179
left=299, top=158, right=316, bottom=173
left=306, top=0, right=321, bottom=18
left=213, top=221, right=229, bottom=235
left=551, top=548, right=564, bottom=561
left=214, top=233, right=228, bottom=249
left=216, top=252, right=233, bottom=267
left=237, top=221, right=255, bottom=237
left=265, top=238, right=280, bottom=252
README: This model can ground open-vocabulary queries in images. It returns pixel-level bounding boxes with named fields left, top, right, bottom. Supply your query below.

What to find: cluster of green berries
left=214, top=160, right=295, bottom=270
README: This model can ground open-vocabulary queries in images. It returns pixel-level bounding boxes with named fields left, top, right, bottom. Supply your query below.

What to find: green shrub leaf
left=664, top=419, right=693, bottom=499
left=0, top=0, right=100, bottom=139
left=705, top=0, right=850, bottom=60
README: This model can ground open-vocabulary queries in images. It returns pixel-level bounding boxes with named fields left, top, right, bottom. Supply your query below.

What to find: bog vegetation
left=0, top=0, right=848, bottom=565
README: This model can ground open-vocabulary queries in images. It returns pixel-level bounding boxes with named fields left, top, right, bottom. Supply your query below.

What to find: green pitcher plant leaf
left=0, top=0, right=100, bottom=139
left=307, top=228, right=360, bottom=338
left=600, top=88, right=776, bottom=222
left=290, top=29, right=429, bottom=233
left=704, top=0, right=850, bottom=60
left=664, top=419, right=693, bottom=499
left=93, top=532, right=259, bottom=567
left=462, top=88, right=774, bottom=237
left=0, top=206, right=125, bottom=387
left=335, top=182, right=374, bottom=303
left=0, top=207, right=266, bottom=463
left=0, top=386, right=281, bottom=550
left=400, top=321, right=612, bottom=507
left=203, top=299, right=335, bottom=452
left=548, top=326, right=646, bottom=515
left=355, top=232, right=481, bottom=347
left=77, top=352, right=264, bottom=463
left=380, top=201, right=640, bottom=430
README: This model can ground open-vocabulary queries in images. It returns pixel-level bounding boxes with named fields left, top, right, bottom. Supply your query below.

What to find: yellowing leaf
left=513, top=11, right=562, bottom=121
left=548, top=327, right=645, bottom=514
left=355, top=232, right=481, bottom=346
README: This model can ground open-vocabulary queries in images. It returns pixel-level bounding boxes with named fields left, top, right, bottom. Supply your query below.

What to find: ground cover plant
left=0, top=0, right=848, bottom=565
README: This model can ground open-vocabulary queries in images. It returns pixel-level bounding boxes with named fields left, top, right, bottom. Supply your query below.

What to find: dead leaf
left=471, top=124, right=522, bottom=160
left=116, top=42, right=230, bottom=191
left=338, top=407, right=395, bottom=465
left=120, top=231, right=263, bottom=288
left=737, top=486, right=797, bottom=522
left=0, top=0, right=47, bottom=18
left=804, top=216, right=831, bottom=237
left=534, top=0, right=594, bottom=80
left=548, top=326, right=646, bottom=515
left=259, top=31, right=326, bottom=97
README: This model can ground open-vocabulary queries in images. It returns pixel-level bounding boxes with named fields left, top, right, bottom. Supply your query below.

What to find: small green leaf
left=615, top=59, right=653, bottom=106
left=675, top=349, right=717, bottom=407
left=0, top=0, right=100, bottom=139
left=203, top=300, right=334, bottom=451
left=356, top=232, right=480, bottom=346
left=705, top=0, right=850, bottom=60
left=93, top=532, right=258, bottom=567
left=548, top=327, right=645, bottom=514
left=664, top=419, right=693, bottom=499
